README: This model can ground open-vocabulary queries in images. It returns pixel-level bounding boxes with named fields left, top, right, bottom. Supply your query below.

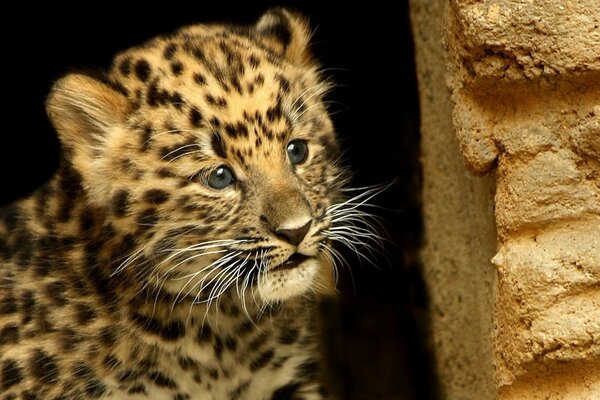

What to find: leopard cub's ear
left=254, top=7, right=315, bottom=66
left=46, top=73, right=131, bottom=157
left=46, top=73, right=132, bottom=204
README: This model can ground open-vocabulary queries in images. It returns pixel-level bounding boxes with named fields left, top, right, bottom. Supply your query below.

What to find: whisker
left=160, top=143, right=202, bottom=162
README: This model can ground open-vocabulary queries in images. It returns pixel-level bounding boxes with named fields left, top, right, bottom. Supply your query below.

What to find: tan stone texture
left=410, top=1, right=497, bottom=398
left=412, top=0, right=600, bottom=398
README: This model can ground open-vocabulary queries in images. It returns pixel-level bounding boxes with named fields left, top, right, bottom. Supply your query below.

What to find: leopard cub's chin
left=257, top=257, right=321, bottom=302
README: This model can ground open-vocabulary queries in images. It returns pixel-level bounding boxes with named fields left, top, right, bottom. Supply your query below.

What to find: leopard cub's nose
left=273, top=220, right=311, bottom=246
left=261, top=214, right=312, bottom=247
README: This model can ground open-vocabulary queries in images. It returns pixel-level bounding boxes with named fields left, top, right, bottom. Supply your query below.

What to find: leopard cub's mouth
left=271, top=253, right=311, bottom=272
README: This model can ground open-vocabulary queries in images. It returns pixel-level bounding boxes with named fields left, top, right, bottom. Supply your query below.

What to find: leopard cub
left=0, top=8, right=361, bottom=400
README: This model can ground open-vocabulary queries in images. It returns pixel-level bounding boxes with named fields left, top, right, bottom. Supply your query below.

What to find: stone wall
left=411, top=0, right=600, bottom=398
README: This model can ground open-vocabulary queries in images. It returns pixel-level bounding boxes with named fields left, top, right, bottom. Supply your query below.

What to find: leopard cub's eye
left=286, top=140, right=308, bottom=165
left=206, top=165, right=235, bottom=190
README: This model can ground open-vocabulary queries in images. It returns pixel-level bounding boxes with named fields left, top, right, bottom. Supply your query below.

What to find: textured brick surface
left=412, top=0, right=600, bottom=398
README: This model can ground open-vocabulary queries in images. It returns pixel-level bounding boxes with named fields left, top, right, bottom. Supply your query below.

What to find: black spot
left=237, top=320, right=254, bottom=337
left=263, top=128, right=274, bottom=141
left=74, top=303, right=97, bottom=325
left=173, top=394, right=190, bottom=400
left=60, top=328, right=84, bottom=352
left=228, top=148, right=242, bottom=164
left=99, top=325, right=118, bottom=347
left=36, top=234, right=58, bottom=255
left=45, top=281, right=67, bottom=306
left=214, top=336, right=223, bottom=360
left=296, top=359, right=319, bottom=380
left=128, top=383, right=147, bottom=394
left=139, top=358, right=156, bottom=371
left=0, top=324, right=19, bottom=345
left=220, top=302, right=240, bottom=317
left=270, top=382, right=301, bottom=400
left=177, top=357, right=196, bottom=371
left=130, top=312, right=185, bottom=341
left=85, top=379, right=107, bottom=398
left=2, top=393, right=17, bottom=400
left=118, top=57, right=132, bottom=76
left=169, top=92, right=184, bottom=109
left=189, top=108, right=203, bottom=128
left=217, top=97, right=228, bottom=108
left=271, top=355, right=290, bottom=369
left=278, top=327, right=299, bottom=345
left=0, top=296, right=17, bottom=315
left=163, top=43, right=178, bottom=60
left=111, top=190, right=130, bottom=218
left=71, top=275, right=90, bottom=297
left=13, top=230, right=33, bottom=267
left=248, top=332, right=270, bottom=352
left=34, top=304, right=53, bottom=333
left=275, top=74, right=291, bottom=93
left=148, top=371, right=177, bottom=389
left=224, top=122, right=248, bottom=139
left=248, top=54, right=261, bottom=69
left=29, top=349, right=59, bottom=384
left=59, top=165, right=83, bottom=197
left=266, top=101, right=283, bottom=122
left=56, top=196, right=74, bottom=223
left=255, top=74, right=265, bottom=87
left=21, top=392, right=38, bottom=400
left=205, top=94, right=227, bottom=108
left=137, top=208, right=159, bottom=229
left=72, top=361, right=94, bottom=379
left=134, top=59, right=151, bottom=82
left=140, top=125, right=153, bottom=152
left=224, top=336, right=237, bottom=351
left=116, top=369, right=143, bottom=383
left=157, top=168, right=176, bottom=178
left=85, top=251, right=119, bottom=312
left=35, top=184, right=53, bottom=218
left=231, top=77, right=243, bottom=95
left=205, top=94, right=217, bottom=106
left=215, top=75, right=230, bottom=93
left=171, top=61, right=184, bottom=76
left=208, top=368, right=219, bottom=379
left=193, top=73, right=206, bottom=86
left=147, top=81, right=165, bottom=107
left=143, top=189, right=170, bottom=205
left=61, top=236, right=77, bottom=250
left=229, top=380, right=250, bottom=400
left=196, top=324, right=212, bottom=343
left=1, top=205, right=19, bottom=230
left=211, top=133, right=227, bottom=158
left=250, top=349, right=275, bottom=371
left=188, top=45, right=205, bottom=61
left=1, top=359, right=23, bottom=389
left=20, top=291, right=35, bottom=324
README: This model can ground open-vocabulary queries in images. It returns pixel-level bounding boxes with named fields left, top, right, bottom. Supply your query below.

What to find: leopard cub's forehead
left=107, top=24, right=328, bottom=141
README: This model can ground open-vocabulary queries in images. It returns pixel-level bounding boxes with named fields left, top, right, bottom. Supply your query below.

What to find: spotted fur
left=0, top=8, right=363, bottom=399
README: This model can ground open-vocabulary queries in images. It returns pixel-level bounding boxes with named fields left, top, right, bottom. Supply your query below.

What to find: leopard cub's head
left=46, top=9, right=349, bottom=305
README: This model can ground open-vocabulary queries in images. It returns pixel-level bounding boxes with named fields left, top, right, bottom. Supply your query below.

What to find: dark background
left=0, top=3, right=436, bottom=399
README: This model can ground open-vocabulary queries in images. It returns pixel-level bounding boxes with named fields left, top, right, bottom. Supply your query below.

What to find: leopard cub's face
left=47, top=9, right=345, bottom=305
